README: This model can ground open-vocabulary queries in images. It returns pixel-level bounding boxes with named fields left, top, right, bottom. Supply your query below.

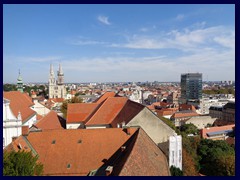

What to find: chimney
left=105, top=166, right=113, bottom=176
left=121, top=146, right=126, bottom=152
left=22, top=126, right=29, bottom=136
left=12, top=136, right=17, bottom=142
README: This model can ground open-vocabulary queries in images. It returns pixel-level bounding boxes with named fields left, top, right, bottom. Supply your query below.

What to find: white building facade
left=3, top=98, right=22, bottom=149
left=169, top=134, right=182, bottom=170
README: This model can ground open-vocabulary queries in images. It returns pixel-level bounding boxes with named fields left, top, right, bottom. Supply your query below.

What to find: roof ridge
left=86, top=97, right=128, bottom=125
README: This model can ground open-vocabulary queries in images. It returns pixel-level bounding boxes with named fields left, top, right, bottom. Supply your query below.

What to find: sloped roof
left=223, top=101, right=235, bottom=110
left=49, top=98, right=64, bottom=103
left=171, top=110, right=199, bottom=119
left=93, top=92, right=117, bottom=104
left=67, top=103, right=100, bottom=123
left=201, top=124, right=235, bottom=139
left=86, top=97, right=128, bottom=126
left=112, top=128, right=170, bottom=176
left=5, top=127, right=170, bottom=176
left=179, top=104, right=196, bottom=111
left=3, top=91, right=36, bottom=122
left=10, top=128, right=138, bottom=176
left=34, top=111, right=65, bottom=130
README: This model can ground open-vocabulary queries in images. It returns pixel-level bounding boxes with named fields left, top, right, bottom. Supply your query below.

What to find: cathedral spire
left=58, top=63, right=63, bottom=75
left=50, top=63, right=54, bottom=76
left=17, top=69, right=23, bottom=93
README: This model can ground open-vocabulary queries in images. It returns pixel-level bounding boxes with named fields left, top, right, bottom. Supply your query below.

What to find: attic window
left=67, top=164, right=71, bottom=169
left=52, top=140, right=56, bottom=144
left=78, top=140, right=82, bottom=144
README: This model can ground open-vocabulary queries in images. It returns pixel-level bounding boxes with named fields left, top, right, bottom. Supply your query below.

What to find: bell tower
left=48, top=64, right=56, bottom=98
left=57, top=63, right=64, bottom=85
left=17, top=69, right=23, bottom=93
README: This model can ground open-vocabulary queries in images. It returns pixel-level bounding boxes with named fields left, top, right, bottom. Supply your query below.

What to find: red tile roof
left=115, top=128, right=170, bottom=176
left=86, top=97, right=128, bottom=126
left=49, top=98, right=64, bottom=103
left=179, top=104, right=196, bottom=111
left=3, top=91, right=36, bottom=123
left=171, top=110, right=199, bottom=119
left=201, top=124, right=235, bottom=139
left=67, top=103, right=99, bottom=123
left=36, top=114, right=43, bottom=120
left=156, top=108, right=178, bottom=117
left=5, top=127, right=170, bottom=176
left=13, top=128, right=138, bottom=175
left=93, top=92, right=117, bottom=104
left=34, top=111, right=65, bottom=130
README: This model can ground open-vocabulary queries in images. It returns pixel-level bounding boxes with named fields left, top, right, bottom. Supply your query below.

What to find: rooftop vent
left=105, top=166, right=113, bottom=176
left=67, top=164, right=71, bottom=169
left=78, top=140, right=82, bottom=144
left=121, top=146, right=126, bottom=152
left=17, top=143, right=22, bottom=150
left=52, top=140, right=56, bottom=144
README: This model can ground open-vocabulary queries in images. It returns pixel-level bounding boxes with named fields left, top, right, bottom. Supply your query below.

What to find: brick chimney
left=22, top=126, right=29, bottom=136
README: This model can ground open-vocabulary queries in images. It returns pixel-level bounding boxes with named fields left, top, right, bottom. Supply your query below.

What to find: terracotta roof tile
left=115, top=128, right=170, bottom=176
left=93, top=92, right=117, bottom=104
left=23, top=128, right=137, bottom=175
left=67, top=103, right=100, bottom=123
left=49, top=98, right=64, bottom=103
left=3, top=91, right=36, bottom=122
left=35, top=111, right=65, bottom=130
left=179, top=104, right=196, bottom=111
left=86, top=97, right=128, bottom=126
left=171, top=110, right=199, bottom=119
left=201, top=124, right=235, bottom=139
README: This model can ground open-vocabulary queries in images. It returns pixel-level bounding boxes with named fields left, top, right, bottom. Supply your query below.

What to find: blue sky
left=3, top=4, right=235, bottom=83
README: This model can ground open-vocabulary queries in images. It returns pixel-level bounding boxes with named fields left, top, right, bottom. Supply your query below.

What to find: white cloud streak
left=175, top=14, right=185, bottom=21
left=97, top=15, right=111, bottom=25
left=112, top=25, right=235, bottom=53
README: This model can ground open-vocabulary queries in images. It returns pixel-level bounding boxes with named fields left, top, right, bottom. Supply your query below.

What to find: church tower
left=48, top=64, right=56, bottom=98
left=17, top=70, right=23, bottom=93
left=57, top=63, right=64, bottom=85
left=48, top=63, right=66, bottom=99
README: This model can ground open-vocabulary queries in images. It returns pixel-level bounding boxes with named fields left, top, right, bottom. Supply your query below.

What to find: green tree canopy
left=197, top=139, right=235, bottom=176
left=180, top=123, right=199, bottom=135
left=170, top=166, right=183, bottom=176
left=3, top=151, right=43, bottom=176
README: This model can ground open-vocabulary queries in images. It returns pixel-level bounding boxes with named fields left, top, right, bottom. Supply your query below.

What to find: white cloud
left=140, top=27, right=148, bottom=32
left=97, top=15, right=111, bottom=25
left=112, top=25, right=235, bottom=53
left=15, top=56, right=62, bottom=63
left=175, top=14, right=185, bottom=21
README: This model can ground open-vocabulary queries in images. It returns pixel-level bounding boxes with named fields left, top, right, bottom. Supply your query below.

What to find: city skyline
left=3, top=4, right=235, bottom=83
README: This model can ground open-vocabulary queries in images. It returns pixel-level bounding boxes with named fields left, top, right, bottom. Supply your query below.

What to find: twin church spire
left=48, top=63, right=66, bottom=99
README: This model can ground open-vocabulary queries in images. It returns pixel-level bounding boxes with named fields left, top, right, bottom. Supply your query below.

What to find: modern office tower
left=180, top=73, right=202, bottom=103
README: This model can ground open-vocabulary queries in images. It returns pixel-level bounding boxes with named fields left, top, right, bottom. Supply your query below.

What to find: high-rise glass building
left=180, top=73, right=202, bottom=103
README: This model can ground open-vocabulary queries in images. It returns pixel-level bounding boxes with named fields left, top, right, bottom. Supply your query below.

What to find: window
left=172, top=151, right=175, bottom=164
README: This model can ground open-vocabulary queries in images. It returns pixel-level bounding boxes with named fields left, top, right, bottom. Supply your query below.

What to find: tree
left=180, top=123, right=199, bottom=135
left=197, top=139, right=235, bottom=176
left=170, top=166, right=183, bottom=176
left=3, top=151, right=43, bottom=176
left=61, top=96, right=83, bottom=118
